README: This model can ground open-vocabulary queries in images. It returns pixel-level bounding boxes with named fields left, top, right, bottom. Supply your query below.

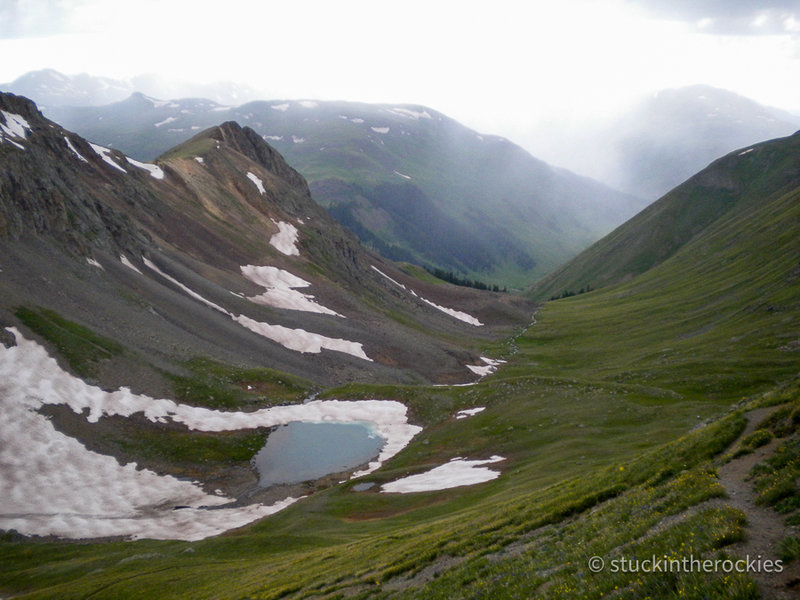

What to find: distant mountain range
left=24, top=88, right=644, bottom=288
left=1, top=68, right=266, bottom=107
left=608, top=85, right=800, bottom=199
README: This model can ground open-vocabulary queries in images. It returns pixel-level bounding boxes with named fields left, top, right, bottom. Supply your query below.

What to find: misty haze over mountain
left=5, top=69, right=799, bottom=203
left=1, top=69, right=267, bottom=108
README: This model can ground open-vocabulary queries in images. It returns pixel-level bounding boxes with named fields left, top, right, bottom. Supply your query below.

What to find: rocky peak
left=0, top=93, right=45, bottom=133
left=207, top=121, right=307, bottom=190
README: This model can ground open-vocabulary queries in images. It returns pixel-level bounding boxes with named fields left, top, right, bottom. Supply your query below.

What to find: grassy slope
left=529, top=130, right=800, bottom=301
left=2, top=133, right=800, bottom=599
left=2, top=157, right=799, bottom=598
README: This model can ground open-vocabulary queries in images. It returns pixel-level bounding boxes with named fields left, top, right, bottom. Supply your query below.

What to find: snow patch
left=738, top=148, right=755, bottom=156
left=264, top=135, right=283, bottom=141
left=456, top=407, right=486, bottom=419
left=154, top=116, right=177, bottom=128
left=381, top=456, right=504, bottom=493
left=126, top=157, right=164, bottom=180
left=119, top=255, right=142, bottom=274
left=270, top=220, right=300, bottom=256
left=247, top=171, right=266, bottom=195
left=271, top=103, right=290, bottom=112
left=240, top=265, right=343, bottom=317
left=393, top=170, right=412, bottom=180
left=194, top=156, right=204, bottom=164
left=232, top=315, right=371, bottom=360
left=90, top=143, right=127, bottom=173
left=0, top=111, right=31, bottom=138
left=0, top=136, right=25, bottom=150
left=371, top=266, right=483, bottom=326
left=292, top=136, right=305, bottom=143
left=0, top=329, right=415, bottom=543
left=144, top=259, right=367, bottom=360
left=387, top=107, right=432, bottom=120
left=351, top=117, right=364, bottom=124
left=371, top=127, right=390, bottom=134
left=466, top=356, right=506, bottom=377
left=63, top=136, right=88, bottom=162
left=86, top=257, right=103, bottom=269
left=299, top=100, right=318, bottom=108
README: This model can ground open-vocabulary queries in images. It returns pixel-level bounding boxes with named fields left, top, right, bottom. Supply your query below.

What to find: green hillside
left=2, top=126, right=799, bottom=598
left=529, top=130, right=800, bottom=301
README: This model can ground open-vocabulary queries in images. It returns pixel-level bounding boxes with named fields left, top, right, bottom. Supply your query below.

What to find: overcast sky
left=1, top=0, right=799, bottom=163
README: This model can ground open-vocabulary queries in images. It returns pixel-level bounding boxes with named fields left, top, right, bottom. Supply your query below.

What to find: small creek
left=253, top=421, right=386, bottom=486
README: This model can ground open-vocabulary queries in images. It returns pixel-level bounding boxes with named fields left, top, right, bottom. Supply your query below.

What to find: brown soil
left=716, top=406, right=800, bottom=600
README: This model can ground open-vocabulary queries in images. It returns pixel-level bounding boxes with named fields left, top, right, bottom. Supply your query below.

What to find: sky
left=1, top=0, right=799, bottom=168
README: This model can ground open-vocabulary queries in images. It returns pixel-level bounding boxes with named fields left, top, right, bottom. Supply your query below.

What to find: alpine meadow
left=2, top=4, right=800, bottom=597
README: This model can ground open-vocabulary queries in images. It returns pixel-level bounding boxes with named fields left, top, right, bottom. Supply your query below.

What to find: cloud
left=629, top=0, right=800, bottom=35
left=0, top=0, right=80, bottom=39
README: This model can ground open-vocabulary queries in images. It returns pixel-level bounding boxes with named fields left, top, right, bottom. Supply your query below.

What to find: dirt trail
left=716, top=406, right=800, bottom=599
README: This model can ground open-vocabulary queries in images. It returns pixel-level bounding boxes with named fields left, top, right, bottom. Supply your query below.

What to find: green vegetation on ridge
left=2, top=110, right=800, bottom=600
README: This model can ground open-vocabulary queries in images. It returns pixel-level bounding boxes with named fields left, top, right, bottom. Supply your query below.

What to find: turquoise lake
left=253, top=421, right=386, bottom=486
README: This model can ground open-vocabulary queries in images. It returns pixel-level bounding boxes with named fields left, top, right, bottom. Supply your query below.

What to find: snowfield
left=90, top=143, right=127, bottom=173
left=120, top=254, right=143, bottom=274
left=371, top=266, right=483, bottom=326
left=0, top=329, right=420, bottom=540
left=126, top=157, right=165, bottom=180
left=456, top=407, right=486, bottom=419
left=0, top=110, right=31, bottom=138
left=247, top=171, right=266, bottom=194
left=381, top=456, right=504, bottom=493
left=241, top=264, right=343, bottom=317
left=270, top=220, right=300, bottom=256
left=466, top=356, right=506, bottom=377
left=64, top=136, right=88, bottom=162
left=144, top=258, right=369, bottom=360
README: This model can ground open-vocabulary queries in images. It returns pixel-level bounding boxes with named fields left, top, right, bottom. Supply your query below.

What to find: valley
left=0, top=85, right=799, bottom=600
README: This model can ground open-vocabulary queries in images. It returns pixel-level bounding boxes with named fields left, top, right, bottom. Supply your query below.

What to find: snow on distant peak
left=299, top=100, right=318, bottom=108
left=143, top=95, right=170, bottom=108
left=351, top=117, right=365, bottom=124
left=271, top=103, right=290, bottom=112
left=0, top=111, right=32, bottom=138
left=90, top=143, right=127, bottom=173
left=194, top=156, right=204, bottom=164
left=154, top=116, right=177, bottom=128
left=270, top=220, right=300, bottom=256
left=371, top=127, right=390, bottom=134
left=393, top=170, right=412, bottom=180
left=127, top=157, right=164, bottom=180
left=247, top=171, right=266, bottom=194
left=387, top=107, right=432, bottom=120
left=292, top=136, right=305, bottom=143
left=241, top=265, right=343, bottom=317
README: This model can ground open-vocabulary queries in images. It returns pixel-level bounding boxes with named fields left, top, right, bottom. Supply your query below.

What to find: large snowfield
left=0, top=329, right=420, bottom=541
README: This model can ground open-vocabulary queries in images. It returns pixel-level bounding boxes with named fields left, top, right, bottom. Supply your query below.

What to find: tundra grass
left=3, top=178, right=799, bottom=597
left=13, top=305, right=124, bottom=377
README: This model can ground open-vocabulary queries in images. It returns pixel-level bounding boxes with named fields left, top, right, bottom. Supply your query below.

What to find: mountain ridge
left=528, top=128, right=800, bottom=300
left=38, top=93, right=643, bottom=287
left=0, top=92, right=533, bottom=392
